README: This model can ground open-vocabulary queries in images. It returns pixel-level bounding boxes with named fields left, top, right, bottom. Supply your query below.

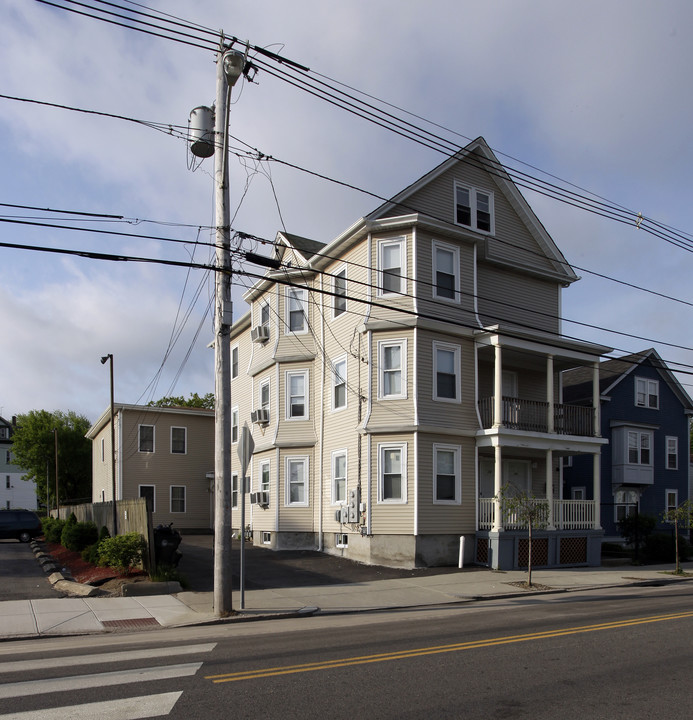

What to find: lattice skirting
left=517, top=537, right=549, bottom=568
left=560, top=536, right=587, bottom=565
left=476, top=537, right=489, bottom=565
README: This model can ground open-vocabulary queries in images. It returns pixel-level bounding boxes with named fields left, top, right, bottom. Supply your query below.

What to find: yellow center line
left=205, top=610, right=693, bottom=684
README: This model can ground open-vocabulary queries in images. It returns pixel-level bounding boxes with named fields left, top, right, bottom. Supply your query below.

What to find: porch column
left=592, top=361, right=600, bottom=437
left=492, top=443, right=503, bottom=531
left=592, top=452, right=602, bottom=529
left=546, top=449, right=555, bottom=529
left=546, top=355, right=554, bottom=434
left=493, top=342, right=503, bottom=428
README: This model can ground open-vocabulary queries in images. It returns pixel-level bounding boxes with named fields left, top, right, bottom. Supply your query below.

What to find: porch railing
left=478, top=497, right=596, bottom=530
left=478, top=396, right=594, bottom=437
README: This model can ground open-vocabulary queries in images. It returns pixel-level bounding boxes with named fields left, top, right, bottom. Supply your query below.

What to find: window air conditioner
left=250, top=408, right=270, bottom=425
left=251, top=326, right=270, bottom=343
left=259, top=491, right=270, bottom=507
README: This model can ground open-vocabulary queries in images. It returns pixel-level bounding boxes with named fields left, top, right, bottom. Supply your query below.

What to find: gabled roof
left=86, top=403, right=214, bottom=439
left=274, top=232, right=326, bottom=266
left=366, top=136, right=577, bottom=284
left=563, top=348, right=693, bottom=410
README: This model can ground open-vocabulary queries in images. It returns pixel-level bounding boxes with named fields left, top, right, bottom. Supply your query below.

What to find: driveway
left=177, top=534, right=458, bottom=592
left=0, top=539, right=65, bottom=600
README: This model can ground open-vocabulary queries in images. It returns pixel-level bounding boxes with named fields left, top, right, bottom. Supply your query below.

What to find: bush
left=98, top=532, right=146, bottom=574
left=42, top=517, right=66, bottom=544
left=617, top=513, right=656, bottom=549
left=98, top=525, right=110, bottom=542
left=61, top=520, right=98, bottom=552
left=641, top=532, right=692, bottom=564
left=81, top=542, right=101, bottom=565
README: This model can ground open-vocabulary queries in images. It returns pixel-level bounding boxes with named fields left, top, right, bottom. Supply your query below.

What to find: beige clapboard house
left=230, top=137, right=611, bottom=569
left=88, top=405, right=214, bottom=530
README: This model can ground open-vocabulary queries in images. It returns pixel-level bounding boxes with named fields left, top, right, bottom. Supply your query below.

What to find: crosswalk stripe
left=0, top=643, right=216, bottom=675
left=0, top=662, right=202, bottom=700
left=0, top=691, right=183, bottom=720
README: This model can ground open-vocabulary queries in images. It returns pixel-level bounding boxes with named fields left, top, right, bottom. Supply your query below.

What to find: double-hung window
left=260, top=380, right=270, bottom=419
left=333, top=357, right=347, bottom=410
left=666, top=489, right=678, bottom=515
left=379, top=443, right=406, bottom=503
left=432, top=241, right=460, bottom=301
left=286, top=370, right=308, bottom=420
left=232, top=406, right=239, bottom=443
left=433, top=444, right=461, bottom=504
left=379, top=340, right=406, bottom=399
left=171, top=426, right=186, bottom=454
left=286, top=457, right=309, bottom=506
left=260, top=302, right=270, bottom=332
left=170, top=486, right=186, bottom=513
left=455, top=184, right=494, bottom=233
left=666, top=436, right=678, bottom=470
left=232, top=473, right=238, bottom=509
left=286, top=287, right=307, bottom=333
left=231, top=345, right=239, bottom=379
left=333, top=267, right=347, bottom=318
left=614, top=488, right=638, bottom=522
left=260, top=461, right=270, bottom=494
left=138, top=425, right=154, bottom=453
left=378, top=238, right=405, bottom=295
left=433, top=342, right=460, bottom=402
left=332, top=450, right=347, bottom=503
left=635, top=377, right=659, bottom=408
left=627, top=430, right=651, bottom=465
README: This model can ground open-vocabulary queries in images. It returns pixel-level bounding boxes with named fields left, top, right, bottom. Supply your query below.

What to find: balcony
left=478, top=396, right=593, bottom=437
left=478, top=497, right=596, bottom=530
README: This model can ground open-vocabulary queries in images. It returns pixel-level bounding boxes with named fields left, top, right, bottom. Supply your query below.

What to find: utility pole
left=101, top=354, right=117, bottom=536
left=53, top=428, right=59, bottom=517
left=211, top=44, right=245, bottom=617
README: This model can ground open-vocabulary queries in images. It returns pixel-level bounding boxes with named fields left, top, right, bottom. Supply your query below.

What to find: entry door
left=503, top=460, right=531, bottom=496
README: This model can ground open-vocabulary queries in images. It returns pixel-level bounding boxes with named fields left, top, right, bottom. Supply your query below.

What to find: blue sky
left=2, top=0, right=693, bottom=423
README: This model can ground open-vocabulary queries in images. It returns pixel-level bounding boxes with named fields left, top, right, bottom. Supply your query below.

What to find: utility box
left=348, top=488, right=360, bottom=523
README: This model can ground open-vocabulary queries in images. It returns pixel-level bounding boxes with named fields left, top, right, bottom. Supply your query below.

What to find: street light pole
left=101, top=354, right=117, bottom=536
left=212, top=45, right=245, bottom=617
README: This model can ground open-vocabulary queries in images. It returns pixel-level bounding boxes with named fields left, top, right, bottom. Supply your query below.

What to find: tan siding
left=477, top=265, right=559, bottom=333
left=369, top=434, right=415, bottom=534
left=277, top=449, right=315, bottom=532
left=368, top=231, right=415, bottom=325
left=368, top=328, right=415, bottom=429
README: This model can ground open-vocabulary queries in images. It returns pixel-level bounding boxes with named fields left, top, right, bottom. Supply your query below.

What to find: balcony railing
left=478, top=497, right=596, bottom=530
left=478, top=396, right=594, bottom=437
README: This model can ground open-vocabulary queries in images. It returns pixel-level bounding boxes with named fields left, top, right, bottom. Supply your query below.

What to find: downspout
left=412, top=225, right=419, bottom=538
left=116, top=409, right=123, bottom=502
left=318, top=271, right=326, bottom=551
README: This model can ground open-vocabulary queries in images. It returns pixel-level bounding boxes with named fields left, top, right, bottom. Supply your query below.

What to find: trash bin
left=153, top=523, right=182, bottom=567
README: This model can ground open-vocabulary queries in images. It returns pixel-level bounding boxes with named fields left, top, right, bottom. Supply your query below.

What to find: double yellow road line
left=205, top=610, right=693, bottom=684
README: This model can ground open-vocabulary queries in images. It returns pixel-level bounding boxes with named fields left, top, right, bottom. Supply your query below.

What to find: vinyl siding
left=369, top=433, right=415, bottom=534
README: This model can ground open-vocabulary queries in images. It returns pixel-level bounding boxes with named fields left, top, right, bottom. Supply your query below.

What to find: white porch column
left=493, top=342, right=503, bottom=428
left=592, top=361, right=601, bottom=437
left=546, top=355, right=555, bottom=434
left=593, top=452, right=602, bottom=529
left=546, top=449, right=555, bottom=529
left=492, top=443, right=503, bottom=531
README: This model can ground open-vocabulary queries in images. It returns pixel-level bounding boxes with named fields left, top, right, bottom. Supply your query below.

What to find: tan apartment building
left=229, top=137, right=611, bottom=569
left=88, top=404, right=214, bottom=530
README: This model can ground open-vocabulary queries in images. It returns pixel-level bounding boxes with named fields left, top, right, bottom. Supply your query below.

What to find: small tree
left=662, top=499, right=693, bottom=574
left=496, top=485, right=549, bottom=587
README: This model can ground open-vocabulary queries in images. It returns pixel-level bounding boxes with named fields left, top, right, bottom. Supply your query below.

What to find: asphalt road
left=1, top=582, right=692, bottom=718
left=0, top=539, right=64, bottom=600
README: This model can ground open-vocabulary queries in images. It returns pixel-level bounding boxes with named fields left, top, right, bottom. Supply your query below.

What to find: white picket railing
left=478, top=498, right=596, bottom=530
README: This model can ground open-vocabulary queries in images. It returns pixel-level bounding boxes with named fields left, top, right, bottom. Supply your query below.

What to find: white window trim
left=232, top=406, right=239, bottom=444
left=377, top=442, right=407, bottom=504
left=231, top=344, right=239, bottom=379
left=138, top=484, right=156, bottom=513
left=285, top=456, right=309, bottom=507
left=377, top=237, right=406, bottom=297
left=433, top=341, right=461, bottom=403
left=170, top=426, right=187, bottom=455
left=285, top=369, right=309, bottom=420
left=378, top=339, right=407, bottom=400
left=138, top=424, right=155, bottom=453
left=571, top=486, right=586, bottom=501
left=259, top=459, right=270, bottom=493
left=454, top=182, right=495, bottom=235
left=332, top=356, right=348, bottom=412
left=260, top=301, right=270, bottom=330
left=433, top=443, right=461, bottom=505
left=333, top=265, right=347, bottom=319
left=100, top=437, right=105, bottom=463
left=285, top=286, right=308, bottom=335
left=170, top=485, right=186, bottom=514
left=627, top=429, right=653, bottom=466
left=232, top=473, right=238, bottom=510
left=331, top=449, right=348, bottom=505
left=666, top=436, right=678, bottom=470
left=432, top=240, right=460, bottom=303
left=666, top=488, right=679, bottom=514
left=260, top=379, right=271, bottom=413
left=635, top=377, right=659, bottom=409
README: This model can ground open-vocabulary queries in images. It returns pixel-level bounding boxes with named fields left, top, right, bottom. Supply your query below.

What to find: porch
left=478, top=497, right=597, bottom=530
left=478, top=397, right=594, bottom=437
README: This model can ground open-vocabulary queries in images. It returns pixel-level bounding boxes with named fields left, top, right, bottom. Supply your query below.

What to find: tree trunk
left=527, top=520, right=533, bottom=587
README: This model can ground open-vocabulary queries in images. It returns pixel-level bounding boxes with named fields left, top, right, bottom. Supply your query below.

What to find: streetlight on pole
left=101, top=354, right=117, bottom=536
left=188, top=42, right=246, bottom=617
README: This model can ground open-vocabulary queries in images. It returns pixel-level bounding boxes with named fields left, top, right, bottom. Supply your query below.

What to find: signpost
left=237, top=423, right=254, bottom=609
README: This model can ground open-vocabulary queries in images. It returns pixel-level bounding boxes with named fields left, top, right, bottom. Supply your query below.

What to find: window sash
left=232, top=474, right=238, bottom=509
left=333, top=451, right=347, bottom=503
left=434, top=445, right=460, bottom=503
left=171, top=486, right=186, bottom=513
left=381, top=343, right=404, bottom=398
left=260, top=303, right=270, bottom=329
left=379, top=240, right=405, bottom=295
left=333, top=359, right=347, bottom=409
left=231, top=346, right=239, bottom=378
left=260, top=462, right=270, bottom=493
left=286, top=458, right=308, bottom=506
left=628, top=431, right=651, bottom=465
left=287, top=372, right=307, bottom=419
left=380, top=446, right=405, bottom=502
left=666, top=436, right=678, bottom=469
left=635, top=377, right=659, bottom=408
left=232, top=407, right=239, bottom=443
left=333, top=269, right=347, bottom=317
left=171, top=427, right=186, bottom=454
left=139, top=425, right=154, bottom=453
left=287, top=288, right=307, bottom=333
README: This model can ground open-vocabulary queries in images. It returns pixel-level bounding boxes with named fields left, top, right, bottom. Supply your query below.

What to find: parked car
left=0, top=509, right=42, bottom=542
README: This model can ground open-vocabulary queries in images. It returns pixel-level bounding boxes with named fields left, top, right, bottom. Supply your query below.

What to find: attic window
left=454, top=183, right=494, bottom=234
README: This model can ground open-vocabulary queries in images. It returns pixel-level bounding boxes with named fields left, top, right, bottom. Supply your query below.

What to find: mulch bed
left=44, top=542, right=146, bottom=585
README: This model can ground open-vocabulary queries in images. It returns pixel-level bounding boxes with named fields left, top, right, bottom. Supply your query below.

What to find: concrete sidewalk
left=2, top=562, right=692, bottom=640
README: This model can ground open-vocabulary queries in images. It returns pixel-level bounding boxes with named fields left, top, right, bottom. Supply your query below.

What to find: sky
left=2, top=0, right=693, bottom=425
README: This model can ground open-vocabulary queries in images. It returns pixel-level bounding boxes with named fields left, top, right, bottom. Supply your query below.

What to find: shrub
left=81, top=542, right=101, bottom=565
left=617, top=513, right=656, bottom=549
left=43, top=517, right=66, bottom=544
left=98, top=532, right=146, bottom=574
left=641, top=532, right=692, bottom=564
left=98, top=525, right=110, bottom=542
left=61, top=520, right=98, bottom=552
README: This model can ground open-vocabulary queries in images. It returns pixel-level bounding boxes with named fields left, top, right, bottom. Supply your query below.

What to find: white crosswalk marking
left=0, top=641, right=216, bottom=717
left=0, top=691, right=182, bottom=720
